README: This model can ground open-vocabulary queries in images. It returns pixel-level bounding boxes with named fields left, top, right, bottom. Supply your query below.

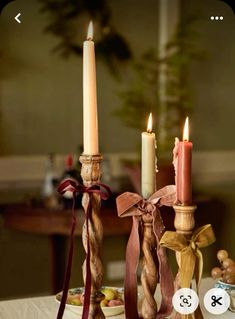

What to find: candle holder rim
left=79, top=154, right=103, bottom=162
left=80, top=153, right=103, bottom=157
left=173, top=204, right=197, bottom=210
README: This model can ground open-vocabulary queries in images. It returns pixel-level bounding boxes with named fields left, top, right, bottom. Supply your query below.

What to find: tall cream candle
left=141, top=113, right=156, bottom=198
left=83, top=21, right=99, bottom=155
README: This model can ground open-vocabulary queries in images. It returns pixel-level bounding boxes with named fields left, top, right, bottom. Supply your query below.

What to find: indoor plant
left=114, top=14, right=204, bottom=191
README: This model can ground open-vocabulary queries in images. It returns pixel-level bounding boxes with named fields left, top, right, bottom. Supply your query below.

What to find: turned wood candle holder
left=141, top=213, right=158, bottom=319
left=174, top=204, right=196, bottom=237
left=174, top=204, right=197, bottom=319
left=79, top=154, right=105, bottom=319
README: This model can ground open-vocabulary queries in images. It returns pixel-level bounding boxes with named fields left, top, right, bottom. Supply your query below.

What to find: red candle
left=176, top=117, right=192, bottom=205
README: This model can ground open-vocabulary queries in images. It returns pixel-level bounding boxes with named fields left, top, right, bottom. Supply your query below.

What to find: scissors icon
left=211, top=295, right=223, bottom=307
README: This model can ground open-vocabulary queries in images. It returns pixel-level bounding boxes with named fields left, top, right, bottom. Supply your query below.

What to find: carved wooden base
left=80, top=154, right=105, bottom=319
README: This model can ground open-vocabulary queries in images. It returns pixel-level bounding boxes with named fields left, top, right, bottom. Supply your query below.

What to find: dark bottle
left=63, top=154, right=78, bottom=179
left=42, top=153, right=59, bottom=209
left=60, top=154, right=82, bottom=209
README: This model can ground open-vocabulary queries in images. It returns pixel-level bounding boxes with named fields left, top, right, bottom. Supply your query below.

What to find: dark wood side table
left=2, top=204, right=132, bottom=293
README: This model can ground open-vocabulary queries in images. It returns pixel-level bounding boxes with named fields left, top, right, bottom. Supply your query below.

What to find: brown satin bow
left=56, top=178, right=111, bottom=319
left=160, top=224, right=216, bottom=319
left=116, top=185, right=176, bottom=319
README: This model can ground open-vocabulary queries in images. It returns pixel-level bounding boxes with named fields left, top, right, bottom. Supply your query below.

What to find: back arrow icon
left=14, top=13, right=21, bottom=23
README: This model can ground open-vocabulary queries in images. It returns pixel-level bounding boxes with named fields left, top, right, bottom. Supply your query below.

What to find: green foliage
left=115, top=14, right=204, bottom=151
left=39, top=0, right=132, bottom=75
left=115, top=50, right=159, bottom=132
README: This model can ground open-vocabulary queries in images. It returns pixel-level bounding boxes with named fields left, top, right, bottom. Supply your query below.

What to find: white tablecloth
left=0, top=278, right=233, bottom=319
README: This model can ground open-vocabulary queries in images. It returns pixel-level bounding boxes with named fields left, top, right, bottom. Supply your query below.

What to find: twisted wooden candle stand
left=80, top=154, right=105, bottom=319
left=141, top=213, right=158, bottom=319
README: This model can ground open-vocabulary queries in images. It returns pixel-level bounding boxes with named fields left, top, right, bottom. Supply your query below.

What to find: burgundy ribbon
left=116, top=185, right=176, bottom=319
left=56, top=178, right=111, bottom=319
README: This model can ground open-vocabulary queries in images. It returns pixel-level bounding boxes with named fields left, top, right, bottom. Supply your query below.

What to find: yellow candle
left=83, top=21, right=99, bottom=155
left=141, top=113, right=156, bottom=198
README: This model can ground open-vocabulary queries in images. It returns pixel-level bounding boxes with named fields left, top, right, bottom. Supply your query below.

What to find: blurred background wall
left=0, top=0, right=234, bottom=299
left=0, top=0, right=234, bottom=155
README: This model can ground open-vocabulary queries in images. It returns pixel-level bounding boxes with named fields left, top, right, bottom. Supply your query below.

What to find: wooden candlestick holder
left=174, top=204, right=196, bottom=237
left=79, top=154, right=105, bottom=319
left=141, top=213, right=158, bottom=319
left=174, top=204, right=197, bottom=319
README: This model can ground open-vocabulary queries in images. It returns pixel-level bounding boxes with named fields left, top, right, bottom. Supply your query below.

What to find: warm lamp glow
left=87, top=21, right=93, bottom=40
left=147, top=113, right=153, bottom=133
left=183, top=117, right=189, bottom=141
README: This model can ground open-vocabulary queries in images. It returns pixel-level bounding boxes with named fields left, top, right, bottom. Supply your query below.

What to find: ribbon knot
left=58, top=177, right=111, bottom=200
left=116, top=185, right=176, bottom=319
left=138, top=199, right=155, bottom=214
left=160, top=224, right=215, bottom=289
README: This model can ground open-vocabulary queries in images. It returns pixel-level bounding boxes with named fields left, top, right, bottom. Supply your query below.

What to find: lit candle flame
left=87, top=21, right=93, bottom=40
left=147, top=113, right=153, bottom=133
left=183, top=117, right=189, bottom=141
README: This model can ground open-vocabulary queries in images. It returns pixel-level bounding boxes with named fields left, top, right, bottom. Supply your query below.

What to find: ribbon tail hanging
left=124, top=215, right=141, bottom=319
left=180, top=248, right=196, bottom=289
left=194, top=249, right=203, bottom=289
left=56, top=195, right=77, bottom=319
left=194, top=249, right=204, bottom=319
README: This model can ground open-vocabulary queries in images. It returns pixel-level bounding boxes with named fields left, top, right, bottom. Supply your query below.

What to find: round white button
left=203, top=288, right=230, bottom=315
left=172, top=288, right=199, bottom=315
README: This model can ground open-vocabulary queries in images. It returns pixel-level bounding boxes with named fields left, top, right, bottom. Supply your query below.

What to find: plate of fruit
left=55, top=286, right=124, bottom=317
left=211, top=249, right=235, bottom=290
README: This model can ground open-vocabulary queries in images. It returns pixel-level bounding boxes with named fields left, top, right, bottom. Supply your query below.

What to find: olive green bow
left=160, top=224, right=216, bottom=289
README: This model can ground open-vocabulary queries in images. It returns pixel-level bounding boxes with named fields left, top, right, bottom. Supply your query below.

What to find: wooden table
left=2, top=204, right=132, bottom=293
